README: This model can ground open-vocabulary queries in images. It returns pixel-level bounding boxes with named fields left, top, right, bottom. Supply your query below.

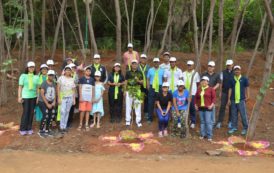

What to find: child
left=57, top=65, right=76, bottom=134
left=37, top=70, right=56, bottom=138
left=90, top=71, right=105, bottom=128
left=78, top=66, right=94, bottom=131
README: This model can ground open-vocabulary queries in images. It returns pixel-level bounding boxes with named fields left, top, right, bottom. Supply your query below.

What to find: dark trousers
left=38, top=101, right=56, bottom=131
left=141, top=87, right=148, bottom=115
left=20, top=98, right=36, bottom=131
left=190, top=95, right=196, bottom=124
left=217, top=92, right=232, bottom=124
left=108, top=91, right=123, bottom=123
left=147, top=85, right=162, bottom=122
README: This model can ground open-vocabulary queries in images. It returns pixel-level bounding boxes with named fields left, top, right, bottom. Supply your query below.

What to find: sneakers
left=137, top=123, right=142, bottom=128
left=19, top=131, right=27, bottom=136
left=199, top=136, right=204, bottom=140
left=27, top=130, right=33, bottom=135
left=241, top=129, right=247, bottom=136
left=190, top=123, right=195, bottom=129
left=208, top=138, right=213, bottom=142
left=38, top=131, right=48, bottom=138
left=177, top=123, right=181, bottom=128
left=228, top=128, right=237, bottom=134
left=126, top=121, right=131, bottom=126
left=228, top=122, right=232, bottom=129
left=158, top=131, right=163, bottom=138
left=215, top=122, right=221, bottom=129
left=47, top=130, right=55, bottom=137
left=163, top=130, right=168, bottom=137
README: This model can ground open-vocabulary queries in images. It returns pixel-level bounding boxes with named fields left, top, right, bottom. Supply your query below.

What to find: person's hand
left=208, top=104, right=214, bottom=110
left=58, top=98, right=62, bottom=105
left=219, top=92, right=222, bottom=98
left=79, top=97, right=83, bottom=102
left=47, top=103, right=52, bottom=109
left=176, top=111, right=180, bottom=117
left=195, top=104, right=199, bottom=111
left=73, top=99, right=76, bottom=105
left=162, top=111, right=166, bottom=116
left=227, top=100, right=231, bottom=106
left=18, top=97, right=23, bottom=103
left=52, top=102, right=56, bottom=107
left=245, top=97, right=249, bottom=102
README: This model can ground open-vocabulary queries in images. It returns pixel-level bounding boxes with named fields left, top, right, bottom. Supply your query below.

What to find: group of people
left=17, top=43, right=250, bottom=141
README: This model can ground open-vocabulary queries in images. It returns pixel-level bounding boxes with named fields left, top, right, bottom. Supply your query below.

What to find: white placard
left=82, top=84, right=93, bottom=102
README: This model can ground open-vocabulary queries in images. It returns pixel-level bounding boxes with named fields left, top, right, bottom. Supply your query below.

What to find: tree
left=29, top=0, right=35, bottom=60
left=247, top=0, right=274, bottom=140
left=41, top=0, right=46, bottom=59
left=144, top=0, right=154, bottom=54
left=218, top=0, right=224, bottom=72
left=114, top=0, right=122, bottom=62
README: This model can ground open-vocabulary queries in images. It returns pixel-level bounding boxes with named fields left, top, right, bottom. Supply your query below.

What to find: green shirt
left=19, top=74, right=39, bottom=98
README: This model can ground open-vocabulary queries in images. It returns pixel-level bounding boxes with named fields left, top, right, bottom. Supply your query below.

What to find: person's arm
left=73, top=87, right=76, bottom=105
left=166, top=101, right=172, bottom=114
left=245, top=87, right=250, bottom=101
left=57, top=83, right=61, bottom=105
left=173, top=97, right=179, bottom=116
left=79, top=84, right=83, bottom=102
left=18, top=86, right=23, bottom=103
left=208, top=88, right=216, bottom=110
left=228, top=88, right=232, bottom=106
left=156, top=101, right=163, bottom=113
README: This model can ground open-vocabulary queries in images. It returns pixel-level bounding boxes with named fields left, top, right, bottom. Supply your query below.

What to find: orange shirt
left=123, top=51, right=140, bottom=66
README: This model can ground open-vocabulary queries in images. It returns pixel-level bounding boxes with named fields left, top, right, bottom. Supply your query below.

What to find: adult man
left=138, top=54, right=150, bottom=119
left=147, top=57, right=165, bottom=124
left=163, top=57, right=183, bottom=93
left=90, top=54, right=108, bottom=84
left=216, top=59, right=234, bottom=129
left=228, top=65, right=249, bottom=135
left=201, top=61, right=221, bottom=124
left=159, top=52, right=170, bottom=71
left=125, top=60, right=143, bottom=127
left=182, top=60, right=200, bottom=129
left=123, top=43, right=140, bottom=69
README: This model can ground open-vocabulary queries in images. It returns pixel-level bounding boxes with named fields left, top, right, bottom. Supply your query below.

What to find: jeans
left=231, top=100, right=248, bottom=130
left=60, top=96, right=73, bottom=130
left=211, top=105, right=216, bottom=124
left=38, top=101, right=56, bottom=131
left=147, top=86, right=162, bottom=122
left=190, top=95, right=196, bottom=124
left=199, top=110, right=213, bottom=139
left=156, top=108, right=170, bottom=131
left=217, top=92, right=232, bottom=124
left=20, top=98, right=37, bottom=131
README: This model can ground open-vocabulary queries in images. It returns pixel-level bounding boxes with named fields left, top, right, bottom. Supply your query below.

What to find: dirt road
left=0, top=150, right=273, bottom=173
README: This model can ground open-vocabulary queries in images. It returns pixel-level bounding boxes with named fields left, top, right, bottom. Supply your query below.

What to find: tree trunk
left=200, top=0, right=204, bottom=48
left=123, top=0, right=130, bottom=43
left=114, top=0, right=122, bottom=62
left=85, top=0, right=98, bottom=54
left=247, top=13, right=267, bottom=78
left=229, top=0, right=241, bottom=59
left=61, top=17, right=66, bottom=60
left=218, top=0, right=224, bottom=72
left=208, top=14, right=213, bottom=61
left=22, top=0, right=29, bottom=62
left=144, top=0, right=154, bottom=54
left=29, top=0, right=35, bottom=60
left=51, top=0, right=67, bottom=60
left=73, top=0, right=86, bottom=60
left=41, top=0, right=46, bottom=60
left=130, top=0, right=136, bottom=43
left=157, top=0, right=175, bottom=57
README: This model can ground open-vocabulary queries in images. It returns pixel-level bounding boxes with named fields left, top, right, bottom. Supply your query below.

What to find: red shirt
left=194, top=86, right=216, bottom=109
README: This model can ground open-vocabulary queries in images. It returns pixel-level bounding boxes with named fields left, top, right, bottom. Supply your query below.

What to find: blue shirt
left=229, top=75, right=249, bottom=101
left=172, top=89, right=189, bottom=111
left=147, top=67, right=165, bottom=85
left=79, top=76, right=95, bottom=86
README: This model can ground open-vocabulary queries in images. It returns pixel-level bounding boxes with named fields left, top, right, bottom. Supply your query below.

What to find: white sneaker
left=177, top=123, right=181, bottom=128
left=190, top=123, right=195, bottom=129
left=126, top=121, right=131, bottom=126
left=137, top=123, right=142, bottom=128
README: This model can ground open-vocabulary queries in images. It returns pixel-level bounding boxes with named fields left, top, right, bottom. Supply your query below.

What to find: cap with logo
left=162, top=82, right=170, bottom=87
left=208, top=61, right=215, bottom=67
left=93, top=54, right=101, bottom=59
left=46, top=59, right=54, bottom=65
left=127, top=43, right=133, bottom=48
left=201, top=76, right=210, bottom=81
left=226, top=59, right=233, bottom=65
left=177, top=80, right=185, bottom=86
left=47, top=70, right=55, bottom=75
left=153, top=57, right=160, bottom=62
left=169, top=57, right=176, bottom=62
left=114, top=63, right=121, bottom=67
left=187, top=60, right=194, bottom=65
left=27, top=61, right=35, bottom=67
left=233, top=65, right=241, bottom=70
left=94, top=71, right=102, bottom=76
left=140, top=54, right=147, bottom=58
left=40, top=64, right=49, bottom=69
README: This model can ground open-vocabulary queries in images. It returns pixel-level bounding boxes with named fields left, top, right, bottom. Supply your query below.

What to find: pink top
left=123, top=51, right=139, bottom=66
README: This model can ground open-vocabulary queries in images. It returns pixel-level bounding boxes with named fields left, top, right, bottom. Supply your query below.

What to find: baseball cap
left=226, top=59, right=233, bottom=65
left=201, top=76, right=210, bottom=81
left=46, top=59, right=54, bottom=65
left=40, top=64, right=48, bottom=69
left=47, top=70, right=55, bottom=75
left=94, top=71, right=101, bottom=77
left=127, top=43, right=133, bottom=48
left=187, top=60, right=194, bottom=65
left=169, top=57, right=176, bottom=62
left=27, top=61, right=35, bottom=67
left=208, top=61, right=215, bottom=67
left=163, top=52, right=170, bottom=56
left=153, top=57, right=160, bottom=62
left=140, top=54, right=147, bottom=58
left=234, top=65, right=241, bottom=70
left=177, top=80, right=185, bottom=86
left=162, top=82, right=170, bottom=87
left=114, top=63, right=121, bottom=67
left=93, top=54, right=101, bottom=59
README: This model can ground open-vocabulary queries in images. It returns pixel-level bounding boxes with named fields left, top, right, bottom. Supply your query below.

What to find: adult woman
left=108, top=63, right=125, bottom=123
left=18, top=61, right=40, bottom=135
left=155, top=82, right=173, bottom=137
left=195, top=76, right=216, bottom=141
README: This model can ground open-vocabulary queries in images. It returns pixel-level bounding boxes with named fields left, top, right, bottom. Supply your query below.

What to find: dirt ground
left=0, top=51, right=274, bottom=171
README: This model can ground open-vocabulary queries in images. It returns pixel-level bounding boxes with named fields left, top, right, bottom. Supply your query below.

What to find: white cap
left=208, top=61, right=215, bottom=67
left=226, top=59, right=233, bottom=65
left=64, top=65, right=72, bottom=70
left=177, top=80, right=185, bottom=86
left=114, top=63, right=121, bottom=67
left=47, top=70, right=55, bottom=75
left=127, top=43, right=133, bottom=48
left=46, top=59, right=54, bottom=65
left=140, top=54, right=147, bottom=58
left=162, top=82, right=170, bottom=87
left=201, top=76, right=210, bottom=81
left=84, top=66, right=91, bottom=71
left=169, top=57, right=176, bottom=62
left=93, top=54, right=101, bottom=59
left=163, top=52, right=170, bottom=56
left=153, top=57, right=160, bottom=62
left=187, top=60, right=194, bottom=65
left=69, top=63, right=76, bottom=68
left=94, top=71, right=101, bottom=77
left=27, top=61, right=35, bottom=67
left=131, top=59, right=138, bottom=64
left=40, top=64, right=48, bottom=69
left=234, top=65, right=241, bottom=70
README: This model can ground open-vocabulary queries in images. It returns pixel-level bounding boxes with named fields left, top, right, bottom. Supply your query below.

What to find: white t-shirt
left=57, top=76, right=76, bottom=97
left=160, top=63, right=170, bottom=71
left=164, top=67, right=183, bottom=91
left=182, top=70, right=200, bottom=95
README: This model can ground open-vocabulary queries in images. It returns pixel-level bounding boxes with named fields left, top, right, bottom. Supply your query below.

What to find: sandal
left=77, top=124, right=82, bottom=131
left=90, top=123, right=95, bottom=128
left=85, top=125, right=90, bottom=131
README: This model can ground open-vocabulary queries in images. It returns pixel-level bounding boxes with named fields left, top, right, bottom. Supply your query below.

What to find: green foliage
left=3, top=26, right=23, bottom=37
left=0, top=58, right=17, bottom=73
left=97, top=37, right=115, bottom=50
